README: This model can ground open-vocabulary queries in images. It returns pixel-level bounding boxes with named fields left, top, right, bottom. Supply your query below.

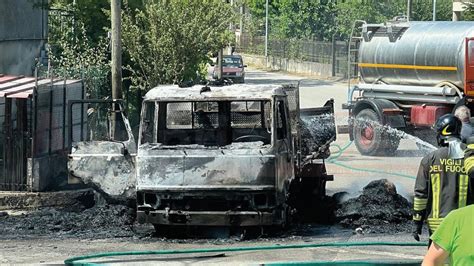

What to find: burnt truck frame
left=345, top=21, right=474, bottom=156
left=68, top=83, right=335, bottom=228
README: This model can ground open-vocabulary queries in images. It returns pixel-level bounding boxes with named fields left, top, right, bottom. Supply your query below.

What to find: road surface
left=0, top=68, right=429, bottom=265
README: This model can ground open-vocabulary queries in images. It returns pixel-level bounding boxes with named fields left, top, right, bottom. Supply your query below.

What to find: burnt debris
left=335, top=179, right=412, bottom=233
left=0, top=192, right=135, bottom=239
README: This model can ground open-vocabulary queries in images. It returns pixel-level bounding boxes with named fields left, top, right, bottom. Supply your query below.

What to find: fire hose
left=64, top=241, right=426, bottom=265
left=327, top=141, right=416, bottom=180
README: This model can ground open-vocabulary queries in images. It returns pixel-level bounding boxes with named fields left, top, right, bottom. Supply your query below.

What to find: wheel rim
left=359, top=123, right=374, bottom=147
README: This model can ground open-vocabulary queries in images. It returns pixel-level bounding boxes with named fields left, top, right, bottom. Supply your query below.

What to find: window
left=143, top=100, right=271, bottom=147
left=469, top=40, right=474, bottom=66
left=166, top=102, right=218, bottom=129
left=230, top=101, right=270, bottom=129
left=141, top=101, right=156, bottom=144
left=222, top=57, right=243, bottom=67
left=80, top=102, right=129, bottom=142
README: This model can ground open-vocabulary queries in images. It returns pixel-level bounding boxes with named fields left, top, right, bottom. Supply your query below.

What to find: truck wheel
left=381, top=131, right=401, bottom=154
left=353, top=109, right=398, bottom=156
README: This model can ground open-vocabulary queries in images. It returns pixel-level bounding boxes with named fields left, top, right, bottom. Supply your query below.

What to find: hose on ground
left=327, top=141, right=416, bottom=180
left=64, top=241, right=426, bottom=265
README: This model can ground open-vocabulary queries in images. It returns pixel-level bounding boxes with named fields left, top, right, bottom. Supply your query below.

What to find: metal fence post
left=331, top=35, right=336, bottom=77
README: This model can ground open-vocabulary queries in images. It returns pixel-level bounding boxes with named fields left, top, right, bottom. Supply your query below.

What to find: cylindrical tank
left=359, top=21, right=474, bottom=88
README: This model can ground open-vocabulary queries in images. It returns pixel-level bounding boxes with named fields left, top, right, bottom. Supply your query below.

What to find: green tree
left=334, top=1, right=385, bottom=38
left=244, top=0, right=457, bottom=41
left=463, top=4, right=474, bottom=21
left=273, top=0, right=336, bottom=41
left=244, top=0, right=281, bottom=37
left=334, top=0, right=407, bottom=38
left=122, top=0, right=236, bottom=89
left=48, top=0, right=110, bottom=43
left=411, top=0, right=452, bottom=21
left=47, top=0, right=110, bottom=98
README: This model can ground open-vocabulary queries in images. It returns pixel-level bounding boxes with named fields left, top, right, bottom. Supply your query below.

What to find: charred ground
left=0, top=179, right=412, bottom=241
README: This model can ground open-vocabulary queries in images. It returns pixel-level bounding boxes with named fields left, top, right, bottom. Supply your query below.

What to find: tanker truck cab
left=345, top=21, right=474, bottom=156
left=136, top=84, right=296, bottom=227
left=465, top=37, right=474, bottom=97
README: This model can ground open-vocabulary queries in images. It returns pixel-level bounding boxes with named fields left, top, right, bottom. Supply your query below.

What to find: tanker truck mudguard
left=345, top=20, right=474, bottom=156
left=67, top=84, right=336, bottom=229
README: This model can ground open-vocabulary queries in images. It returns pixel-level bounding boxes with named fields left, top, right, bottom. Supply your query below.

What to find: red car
left=213, top=55, right=246, bottom=83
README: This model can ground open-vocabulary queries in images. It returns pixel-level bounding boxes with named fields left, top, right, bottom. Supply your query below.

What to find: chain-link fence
left=236, top=34, right=348, bottom=77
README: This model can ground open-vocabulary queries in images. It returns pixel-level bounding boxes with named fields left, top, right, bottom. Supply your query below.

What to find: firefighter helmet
left=434, top=114, right=462, bottom=146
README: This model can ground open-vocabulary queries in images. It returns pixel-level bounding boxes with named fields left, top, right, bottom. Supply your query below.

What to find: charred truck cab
left=68, top=83, right=335, bottom=228
left=136, top=84, right=293, bottom=227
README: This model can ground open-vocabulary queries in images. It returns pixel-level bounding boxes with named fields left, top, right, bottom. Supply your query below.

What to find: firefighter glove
left=411, top=220, right=423, bottom=242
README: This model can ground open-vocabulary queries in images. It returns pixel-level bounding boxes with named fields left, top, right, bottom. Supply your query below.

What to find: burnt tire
left=353, top=109, right=399, bottom=156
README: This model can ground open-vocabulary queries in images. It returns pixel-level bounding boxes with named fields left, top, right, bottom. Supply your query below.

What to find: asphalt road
left=0, top=228, right=427, bottom=265
left=0, top=69, right=429, bottom=265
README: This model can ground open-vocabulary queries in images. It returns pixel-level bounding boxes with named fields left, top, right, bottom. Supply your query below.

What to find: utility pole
left=265, top=0, right=269, bottom=65
left=432, top=0, right=437, bottom=21
left=217, top=48, right=223, bottom=80
left=110, top=0, right=122, bottom=139
left=111, top=0, right=122, bottom=100
left=229, top=0, right=234, bottom=55
left=240, top=5, right=244, bottom=36
left=407, top=0, right=412, bottom=21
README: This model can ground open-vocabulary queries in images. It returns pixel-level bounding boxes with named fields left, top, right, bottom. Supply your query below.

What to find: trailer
left=345, top=20, right=474, bottom=155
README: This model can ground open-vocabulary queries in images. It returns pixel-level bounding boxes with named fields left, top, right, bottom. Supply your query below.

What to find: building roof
left=144, top=84, right=289, bottom=101
left=0, top=74, right=81, bottom=99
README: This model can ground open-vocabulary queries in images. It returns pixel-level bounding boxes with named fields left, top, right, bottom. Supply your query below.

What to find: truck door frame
left=274, top=96, right=294, bottom=192
left=67, top=99, right=136, bottom=153
left=66, top=99, right=136, bottom=194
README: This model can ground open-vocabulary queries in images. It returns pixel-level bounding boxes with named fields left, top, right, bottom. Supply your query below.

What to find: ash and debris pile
left=0, top=195, right=136, bottom=239
left=335, top=179, right=412, bottom=233
left=300, top=114, right=335, bottom=159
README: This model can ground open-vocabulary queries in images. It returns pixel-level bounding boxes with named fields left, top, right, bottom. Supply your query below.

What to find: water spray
left=301, top=114, right=438, bottom=180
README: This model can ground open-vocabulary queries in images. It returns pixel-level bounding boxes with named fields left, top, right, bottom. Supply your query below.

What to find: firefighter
left=412, top=114, right=470, bottom=244
left=454, top=105, right=473, bottom=142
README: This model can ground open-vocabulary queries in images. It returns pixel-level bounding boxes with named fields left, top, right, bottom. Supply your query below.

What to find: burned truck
left=68, top=83, right=335, bottom=228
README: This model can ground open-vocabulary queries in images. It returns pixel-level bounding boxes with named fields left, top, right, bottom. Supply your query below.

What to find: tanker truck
left=345, top=20, right=474, bottom=155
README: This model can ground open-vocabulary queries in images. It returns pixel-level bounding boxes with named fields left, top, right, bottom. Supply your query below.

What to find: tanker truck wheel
left=353, top=109, right=399, bottom=156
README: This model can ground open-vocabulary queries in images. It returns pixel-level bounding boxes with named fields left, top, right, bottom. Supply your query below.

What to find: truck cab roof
left=144, top=84, right=287, bottom=101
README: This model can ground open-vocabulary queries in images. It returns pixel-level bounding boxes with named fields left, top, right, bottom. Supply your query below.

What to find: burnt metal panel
left=137, top=210, right=276, bottom=226
left=144, top=84, right=286, bottom=102
left=68, top=141, right=136, bottom=197
left=137, top=149, right=276, bottom=189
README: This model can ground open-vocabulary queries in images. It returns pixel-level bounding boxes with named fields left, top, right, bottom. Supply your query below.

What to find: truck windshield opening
left=140, top=100, right=272, bottom=147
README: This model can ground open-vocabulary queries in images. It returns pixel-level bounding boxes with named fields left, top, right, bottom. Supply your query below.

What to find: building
left=453, top=0, right=473, bottom=21
left=0, top=0, right=48, bottom=76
